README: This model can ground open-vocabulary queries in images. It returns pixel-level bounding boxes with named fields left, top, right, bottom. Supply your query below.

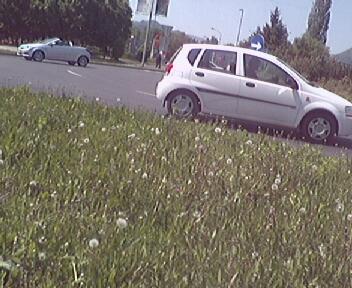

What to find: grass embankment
left=1, top=87, right=352, bottom=287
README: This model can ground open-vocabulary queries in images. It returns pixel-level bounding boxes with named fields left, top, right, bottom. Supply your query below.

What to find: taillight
left=165, top=63, right=173, bottom=75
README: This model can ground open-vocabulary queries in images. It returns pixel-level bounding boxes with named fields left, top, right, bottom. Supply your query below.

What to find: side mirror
left=287, top=77, right=298, bottom=90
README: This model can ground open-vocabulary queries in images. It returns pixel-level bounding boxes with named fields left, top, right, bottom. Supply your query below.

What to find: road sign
left=251, top=34, right=265, bottom=51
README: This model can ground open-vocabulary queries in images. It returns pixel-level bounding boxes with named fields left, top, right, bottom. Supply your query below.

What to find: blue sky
left=129, top=0, right=352, bottom=54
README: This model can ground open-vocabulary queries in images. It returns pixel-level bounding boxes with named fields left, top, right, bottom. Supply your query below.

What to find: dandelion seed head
left=215, top=127, right=222, bottom=134
left=38, top=252, right=46, bottom=261
left=271, top=184, right=279, bottom=191
left=195, top=136, right=200, bottom=142
left=89, top=238, right=99, bottom=249
left=116, top=218, right=128, bottom=229
left=95, top=97, right=100, bottom=102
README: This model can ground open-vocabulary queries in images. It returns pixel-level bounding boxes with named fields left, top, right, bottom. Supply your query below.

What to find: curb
left=0, top=49, right=164, bottom=73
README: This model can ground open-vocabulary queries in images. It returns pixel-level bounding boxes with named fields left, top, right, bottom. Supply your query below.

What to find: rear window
left=187, top=49, right=201, bottom=66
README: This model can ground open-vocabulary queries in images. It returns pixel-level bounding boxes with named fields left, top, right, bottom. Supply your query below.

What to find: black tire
left=301, top=111, right=337, bottom=144
left=68, top=61, right=75, bottom=66
left=167, top=90, right=200, bottom=118
left=32, top=50, right=44, bottom=62
left=24, top=56, right=32, bottom=61
left=77, top=56, right=88, bottom=67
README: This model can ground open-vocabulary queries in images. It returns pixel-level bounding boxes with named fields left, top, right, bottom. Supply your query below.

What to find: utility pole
left=236, top=9, right=244, bottom=46
left=141, top=0, right=155, bottom=67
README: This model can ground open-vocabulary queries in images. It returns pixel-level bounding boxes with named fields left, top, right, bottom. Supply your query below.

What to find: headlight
left=345, top=106, right=352, bottom=117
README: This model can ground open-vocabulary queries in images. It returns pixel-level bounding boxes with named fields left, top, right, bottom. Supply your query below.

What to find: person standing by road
left=155, top=51, right=162, bottom=69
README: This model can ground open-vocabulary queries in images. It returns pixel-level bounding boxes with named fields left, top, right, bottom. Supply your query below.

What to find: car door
left=45, top=40, right=63, bottom=60
left=237, top=53, right=301, bottom=127
left=190, top=49, right=240, bottom=118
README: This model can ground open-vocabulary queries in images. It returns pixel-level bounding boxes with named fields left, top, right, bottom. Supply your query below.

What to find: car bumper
left=338, top=114, right=352, bottom=137
left=17, top=49, right=31, bottom=56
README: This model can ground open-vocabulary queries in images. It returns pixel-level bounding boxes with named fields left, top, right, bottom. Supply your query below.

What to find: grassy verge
left=1, top=87, right=352, bottom=287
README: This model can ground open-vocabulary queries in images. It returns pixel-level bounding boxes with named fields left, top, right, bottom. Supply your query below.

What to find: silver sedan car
left=18, top=38, right=91, bottom=67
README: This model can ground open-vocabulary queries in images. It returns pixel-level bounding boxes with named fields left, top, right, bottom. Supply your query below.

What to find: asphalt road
left=0, top=54, right=164, bottom=113
left=1, top=54, right=352, bottom=158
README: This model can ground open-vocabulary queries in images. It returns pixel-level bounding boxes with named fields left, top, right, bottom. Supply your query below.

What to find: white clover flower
left=38, top=236, right=46, bottom=244
left=101, top=127, right=106, bottom=132
left=312, top=165, right=318, bottom=171
left=67, top=128, right=72, bottom=133
left=83, top=138, right=90, bottom=144
left=194, top=119, right=199, bottom=124
left=193, top=210, right=201, bottom=218
left=187, top=179, right=192, bottom=185
left=318, top=244, right=326, bottom=258
left=89, top=238, right=99, bottom=249
left=116, top=218, right=128, bottom=229
left=29, top=180, right=37, bottom=187
left=79, top=121, right=85, bottom=128
left=208, top=171, right=214, bottom=177
left=64, top=242, right=69, bottom=248
left=226, top=158, right=233, bottom=165
left=336, top=202, right=344, bottom=213
left=162, top=177, right=167, bottom=184
left=142, top=172, right=148, bottom=179
left=95, top=97, right=100, bottom=102
left=161, top=156, right=167, bottom=162
left=274, top=178, right=281, bottom=185
left=128, top=133, right=136, bottom=139
left=251, top=251, right=259, bottom=259
left=195, top=136, right=200, bottom=142
left=38, top=252, right=46, bottom=261
left=347, top=214, right=352, bottom=221
left=215, top=127, right=222, bottom=134
left=299, top=207, right=306, bottom=214
left=155, top=128, right=161, bottom=135
left=271, top=184, right=279, bottom=191
left=246, top=140, right=253, bottom=145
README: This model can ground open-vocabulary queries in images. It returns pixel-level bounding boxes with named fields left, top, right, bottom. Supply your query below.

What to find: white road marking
left=136, top=90, right=156, bottom=97
left=67, top=70, right=82, bottom=77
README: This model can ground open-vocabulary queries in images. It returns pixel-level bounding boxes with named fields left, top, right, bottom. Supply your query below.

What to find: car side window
left=198, top=49, right=237, bottom=75
left=244, top=54, right=295, bottom=88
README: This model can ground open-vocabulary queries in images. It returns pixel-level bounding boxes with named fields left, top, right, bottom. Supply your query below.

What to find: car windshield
left=276, top=58, right=319, bottom=87
left=39, top=38, right=58, bottom=44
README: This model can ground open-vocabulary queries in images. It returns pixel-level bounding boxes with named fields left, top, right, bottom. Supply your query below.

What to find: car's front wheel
left=167, top=90, right=200, bottom=118
left=32, top=50, right=44, bottom=62
left=24, top=56, right=32, bottom=61
left=68, top=61, right=76, bottom=66
left=77, top=56, right=88, bottom=67
left=301, top=111, right=337, bottom=144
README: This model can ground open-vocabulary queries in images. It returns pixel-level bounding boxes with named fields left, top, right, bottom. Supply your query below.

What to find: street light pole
left=211, top=27, right=222, bottom=44
left=141, top=0, right=155, bottom=67
left=236, top=9, right=244, bottom=46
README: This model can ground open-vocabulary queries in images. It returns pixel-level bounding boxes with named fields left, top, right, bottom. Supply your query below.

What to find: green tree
left=307, top=0, right=332, bottom=44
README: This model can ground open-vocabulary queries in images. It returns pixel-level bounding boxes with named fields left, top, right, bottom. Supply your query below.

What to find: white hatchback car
left=156, top=44, right=352, bottom=143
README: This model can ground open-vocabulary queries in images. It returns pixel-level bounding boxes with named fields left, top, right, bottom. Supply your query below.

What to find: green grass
left=1, top=87, right=352, bottom=287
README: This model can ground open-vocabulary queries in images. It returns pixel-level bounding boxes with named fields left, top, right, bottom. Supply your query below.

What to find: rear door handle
left=195, top=72, right=205, bottom=77
left=246, top=82, right=256, bottom=88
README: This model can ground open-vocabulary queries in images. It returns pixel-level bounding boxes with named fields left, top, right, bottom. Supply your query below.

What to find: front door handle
left=246, top=82, right=256, bottom=88
left=195, top=72, right=205, bottom=77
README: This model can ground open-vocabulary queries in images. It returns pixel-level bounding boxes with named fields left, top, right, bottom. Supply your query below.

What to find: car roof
left=182, top=43, right=277, bottom=61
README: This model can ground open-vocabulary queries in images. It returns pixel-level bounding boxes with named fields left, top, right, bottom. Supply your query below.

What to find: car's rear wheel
left=32, top=50, right=44, bottom=62
left=167, top=90, right=200, bottom=118
left=68, top=61, right=76, bottom=66
left=77, top=56, right=88, bottom=67
left=301, top=111, right=337, bottom=144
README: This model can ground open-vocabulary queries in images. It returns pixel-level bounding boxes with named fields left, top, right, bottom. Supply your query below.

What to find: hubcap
left=79, top=57, right=87, bottom=66
left=34, top=52, right=43, bottom=61
left=307, top=117, right=331, bottom=141
left=170, top=95, right=194, bottom=117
